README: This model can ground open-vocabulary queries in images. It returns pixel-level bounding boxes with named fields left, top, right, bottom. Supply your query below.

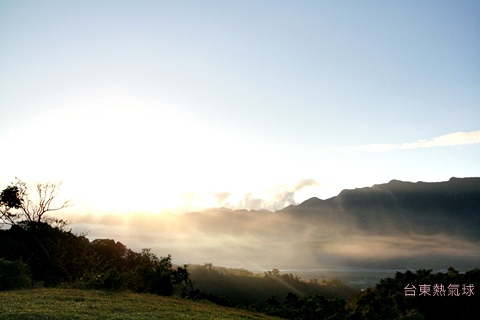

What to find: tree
left=0, top=178, right=71, bottom=227
left=0, top=185, right=22, bottom=225
left=133, top=249, right=192, bottom=296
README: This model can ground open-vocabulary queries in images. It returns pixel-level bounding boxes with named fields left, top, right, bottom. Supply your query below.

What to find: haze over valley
left=64, top=177, right=480, bottom=276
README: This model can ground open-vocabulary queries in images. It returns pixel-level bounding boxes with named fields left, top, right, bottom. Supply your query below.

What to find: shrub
left=0, top=258, right=32, bottom=290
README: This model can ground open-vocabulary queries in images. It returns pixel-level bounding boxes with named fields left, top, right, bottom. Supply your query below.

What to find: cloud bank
left=351, top=130, right=480, bottom=153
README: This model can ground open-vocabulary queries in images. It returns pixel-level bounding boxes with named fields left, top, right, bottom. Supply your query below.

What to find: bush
left=0, top=258, right=32, bottom=290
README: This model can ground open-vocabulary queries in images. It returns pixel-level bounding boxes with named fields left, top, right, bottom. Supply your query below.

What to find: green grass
left=0, top=288, right=282, bottom=320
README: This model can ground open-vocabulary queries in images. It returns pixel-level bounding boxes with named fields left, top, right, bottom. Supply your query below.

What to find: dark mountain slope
left=281, top=177, right=480, bottom=240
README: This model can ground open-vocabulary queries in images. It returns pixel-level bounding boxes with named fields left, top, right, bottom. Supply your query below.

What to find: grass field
left=0, top=288, right=282, bottom=320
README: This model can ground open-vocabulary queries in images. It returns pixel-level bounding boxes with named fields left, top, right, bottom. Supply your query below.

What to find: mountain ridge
left=278, top=177, right=480, bottom=240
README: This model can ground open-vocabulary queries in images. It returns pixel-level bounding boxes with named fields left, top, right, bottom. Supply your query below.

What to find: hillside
left=188, top=264, right=355, bottom=308
left=0, top=288, right=281, bottom=320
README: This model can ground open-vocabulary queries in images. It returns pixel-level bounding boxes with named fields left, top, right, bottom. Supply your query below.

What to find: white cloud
left=294, top=179, right=320, bottom=192
left=351, top=130, right=480, bottom=153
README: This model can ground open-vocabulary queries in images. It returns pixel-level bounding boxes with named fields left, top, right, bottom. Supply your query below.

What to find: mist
left=65, top=208, right=479, bottom=272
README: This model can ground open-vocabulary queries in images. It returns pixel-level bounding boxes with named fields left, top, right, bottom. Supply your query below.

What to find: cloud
left=234, top=180, right=321, bottom=211
left=212, top=192, right=231, bottom=207
left=273, top=190, right=296, bottom=209
left=294, top=179, right=320, bottom=192
left=351, top=130, right=480, bottom=153
left=240, top=193, right=265, bottom=210
left=238, top=189, right=296, bottom=211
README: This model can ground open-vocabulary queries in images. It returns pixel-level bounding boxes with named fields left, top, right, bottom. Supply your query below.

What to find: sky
left=1, top=0, right=479, bottom=215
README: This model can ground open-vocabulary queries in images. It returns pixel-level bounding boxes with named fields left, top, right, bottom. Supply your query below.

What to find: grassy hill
left=0, top=288, right=282, bottom=320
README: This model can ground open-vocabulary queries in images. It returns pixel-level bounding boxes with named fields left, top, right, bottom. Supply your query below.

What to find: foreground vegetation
left=0, top=288, right=281, bottom=320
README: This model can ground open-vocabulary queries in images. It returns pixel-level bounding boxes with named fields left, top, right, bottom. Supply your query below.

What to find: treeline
left=0, top=221, right=191, bottom=296
left=188, top=264, right=354, bottom=309
left=344, top=267, right=480, bottom=320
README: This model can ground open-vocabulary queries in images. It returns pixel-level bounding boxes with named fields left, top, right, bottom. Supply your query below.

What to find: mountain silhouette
left=280, top=177, right=480, bottom=240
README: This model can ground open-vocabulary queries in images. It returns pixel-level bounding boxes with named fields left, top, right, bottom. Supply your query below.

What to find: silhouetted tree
left=0, top=179, right=70, bottom=228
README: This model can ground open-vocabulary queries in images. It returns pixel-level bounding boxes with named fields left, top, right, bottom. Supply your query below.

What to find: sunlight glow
left=1, top=89, right=321, bottom=215
left=2, top=91, right=218, bottom=213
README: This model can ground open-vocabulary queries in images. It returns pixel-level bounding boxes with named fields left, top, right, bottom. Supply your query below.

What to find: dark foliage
left=187, top=288, right=232, bottom=307
left=188, top=265, right=354, bottom=310
left=345, top=267, right=480, bottom=320
left=0, top=258, right=32, bottom=290
left=0, top=185, right=22, bottom=209
left=0, top=221, right=192, bottom=297
left=265, top=292, right=347, bottom=320
left=258, top=268, right=480, bottom=320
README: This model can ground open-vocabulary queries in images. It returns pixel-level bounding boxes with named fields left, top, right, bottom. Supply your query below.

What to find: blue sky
left=1, top=1, right=479, bottom=214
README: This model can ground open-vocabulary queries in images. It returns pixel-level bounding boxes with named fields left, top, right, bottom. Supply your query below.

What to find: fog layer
left=65, top=178, right=480, bottom=271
